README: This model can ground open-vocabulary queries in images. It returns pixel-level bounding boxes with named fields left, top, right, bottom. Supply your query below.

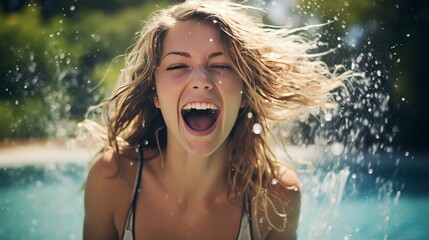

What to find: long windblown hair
left=83, top=0, right=357, bottom=232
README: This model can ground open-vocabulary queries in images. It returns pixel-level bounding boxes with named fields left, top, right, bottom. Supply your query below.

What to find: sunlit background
left=1, top=0, right=428, bottom=239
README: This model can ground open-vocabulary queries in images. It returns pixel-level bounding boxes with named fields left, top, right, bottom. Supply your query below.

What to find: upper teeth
left=183, top=102, right=219, bottom=110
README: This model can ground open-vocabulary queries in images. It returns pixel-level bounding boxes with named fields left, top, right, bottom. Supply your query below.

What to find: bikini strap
left=131, top=144, right=144, bottom=229
left=247, top=193, right=255, bottom=240
left=121, top=144, right=144, bottom=239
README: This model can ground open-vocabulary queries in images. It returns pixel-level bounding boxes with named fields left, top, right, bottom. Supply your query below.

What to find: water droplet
left=330, top=142, right=344, bottom=155
left=142, top=120, right=146, bottom=128
left=324, top=113, right=333, bottom=121
left=70, top=5, right=75, bottom=11
left=252, top=123, right=262, bottom=134
left=351, top=173, right=357, bottom=179
left=144, top=139, right=149, bottom=145
left=368, top=169, right=373, bottom=174
left=247, top=112, right=253, bottom=118
left=405, top=151, right=409, bottom=157
left=240, top=91, right=243, bottom=95
left=218, top=80, right=222, bottom=84
left=130, top=162, right=134, bottom=166
left=209, top=38, right=213, bottom=42
left=271, top=178, right=279, bottom=185
left=376, top=70, right=382, bottom=76
left=259, top=217, right=264, bottom=223
left=213, top=20, right=218, bottom=24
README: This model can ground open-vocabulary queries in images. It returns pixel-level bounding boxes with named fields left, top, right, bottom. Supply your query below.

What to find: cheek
left=154, top=74, right=182, bottom=106
left=219, top=77, right=243, bottom=104
left=156, top=85, right=176, bottom=108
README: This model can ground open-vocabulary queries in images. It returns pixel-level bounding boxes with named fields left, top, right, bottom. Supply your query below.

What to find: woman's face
left=154, top=19, right=245, bottom=156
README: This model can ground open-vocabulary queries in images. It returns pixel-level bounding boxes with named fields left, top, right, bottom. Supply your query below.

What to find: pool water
left=0, top=164, right=85, bottom=240
left=301, top=194, right=429, bottom=239
left=1, top=162, right=428, bottom=240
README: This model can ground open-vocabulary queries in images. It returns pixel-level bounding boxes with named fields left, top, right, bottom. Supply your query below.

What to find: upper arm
left=266, top=166, right=301, bottom=240
left=83, top=151, right=119, bottom=240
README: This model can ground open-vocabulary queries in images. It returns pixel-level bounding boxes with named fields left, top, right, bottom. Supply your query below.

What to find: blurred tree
left=0, top=0, right=170, bottom=139
left=1, top=0, right=151, bottom=18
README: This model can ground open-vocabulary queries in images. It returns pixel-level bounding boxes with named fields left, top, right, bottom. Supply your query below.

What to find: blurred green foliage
left=0, top=0, right=170, bottom=138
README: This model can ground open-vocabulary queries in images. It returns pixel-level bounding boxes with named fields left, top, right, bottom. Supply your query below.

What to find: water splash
left=261, top=0, right=401, bottom=238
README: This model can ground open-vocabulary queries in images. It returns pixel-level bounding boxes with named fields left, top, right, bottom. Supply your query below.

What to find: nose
left=190, top=67, right=213, bottom=91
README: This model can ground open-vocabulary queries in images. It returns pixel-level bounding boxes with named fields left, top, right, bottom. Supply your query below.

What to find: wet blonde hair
left=83, top=0, right=357, bottom=232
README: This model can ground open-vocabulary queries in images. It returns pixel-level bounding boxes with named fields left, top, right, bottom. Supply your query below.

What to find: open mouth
left=181, top=103, right=220, bottom=131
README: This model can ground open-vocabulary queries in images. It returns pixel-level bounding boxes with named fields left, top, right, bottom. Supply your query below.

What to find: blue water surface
left=0, top=160, right=428, bottom=240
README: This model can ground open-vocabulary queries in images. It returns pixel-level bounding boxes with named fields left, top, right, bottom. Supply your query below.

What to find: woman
left=83, top=1, right=354, bottom=239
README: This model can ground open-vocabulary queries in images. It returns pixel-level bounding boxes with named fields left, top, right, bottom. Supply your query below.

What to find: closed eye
left=166, top=64, right=188, bottom=71
left=210, top=64, right=232, bottom=70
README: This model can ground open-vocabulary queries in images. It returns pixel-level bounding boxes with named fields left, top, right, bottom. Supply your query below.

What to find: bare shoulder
left=84, top=149, right=119, bottom=210
left=85, top=147, right=139, bottom=201
left=264, top=164, right=301, bottom=240
left=87, top=146, right=139, bottom=181
left=83, top=149, right=122, bottom=240
left=88, top=149, right=118, bottom=179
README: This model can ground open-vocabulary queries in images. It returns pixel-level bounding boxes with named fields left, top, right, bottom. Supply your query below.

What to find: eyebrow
left=162, top=51, right=224, bottom=60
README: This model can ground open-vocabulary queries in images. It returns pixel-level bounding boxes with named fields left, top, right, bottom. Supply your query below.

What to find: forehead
left=162, top=19, right=224, bottom=54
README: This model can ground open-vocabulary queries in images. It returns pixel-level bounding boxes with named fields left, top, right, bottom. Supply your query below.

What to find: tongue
left=183, top=110, right=217, bottom=131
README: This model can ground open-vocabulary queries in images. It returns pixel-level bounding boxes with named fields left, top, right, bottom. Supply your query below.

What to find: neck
left=159, top=141, right=229, bottom=202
